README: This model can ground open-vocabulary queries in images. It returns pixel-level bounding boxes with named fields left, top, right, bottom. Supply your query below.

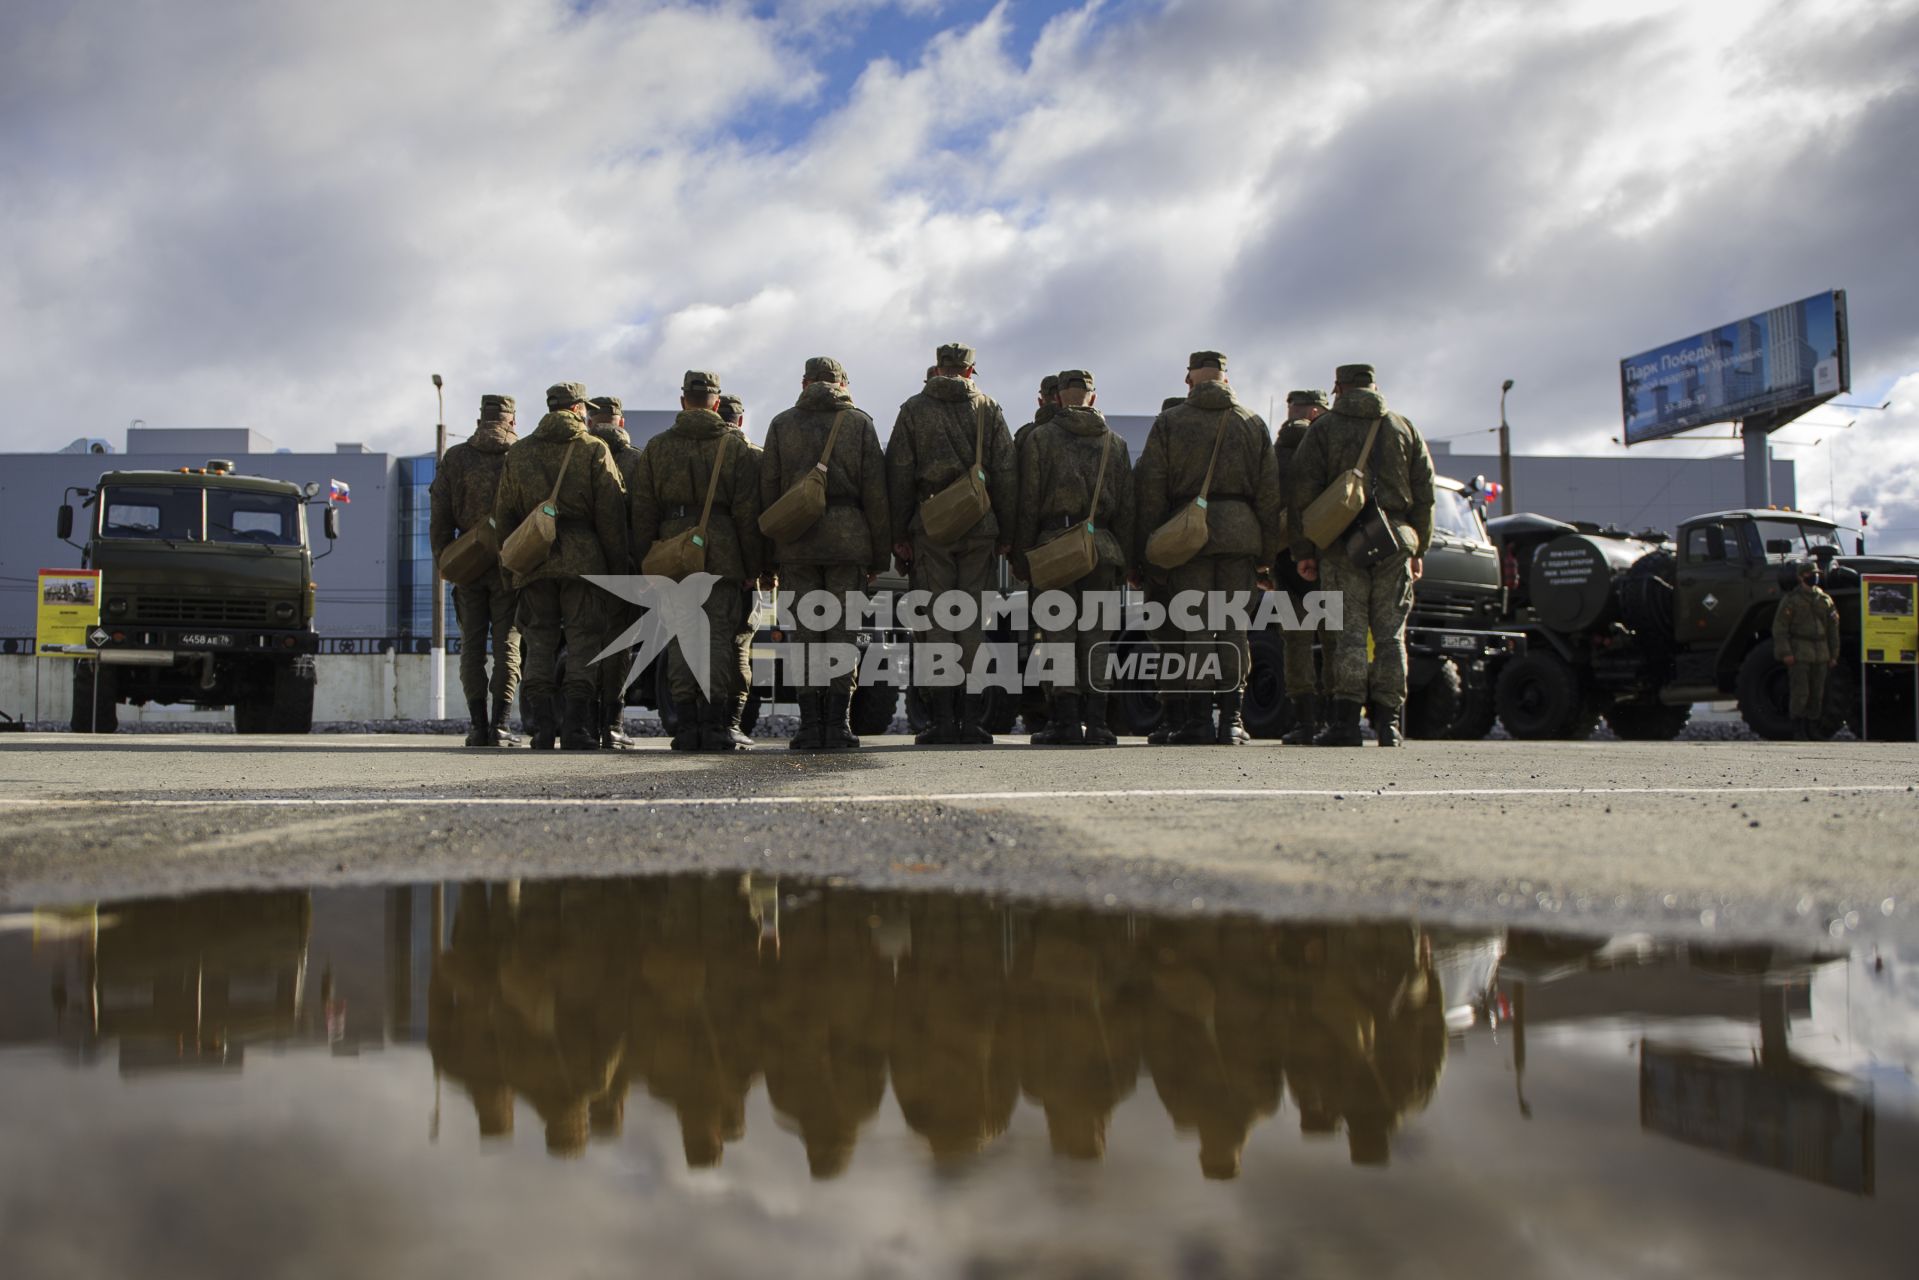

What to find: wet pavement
left=1, top=873, right=1913, bottom=1278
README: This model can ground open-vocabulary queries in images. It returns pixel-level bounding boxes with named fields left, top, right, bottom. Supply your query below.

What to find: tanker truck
left=1487, top=508, right=1918, bottom=741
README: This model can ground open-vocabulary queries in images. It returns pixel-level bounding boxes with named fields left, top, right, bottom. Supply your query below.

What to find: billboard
left=1620, top=289, right=1849, bottom=444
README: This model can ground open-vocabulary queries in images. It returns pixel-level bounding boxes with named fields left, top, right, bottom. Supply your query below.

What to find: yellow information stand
left=1859, top=574, right=1918, bottom=741
left=36, top=568, right=102, bottom=657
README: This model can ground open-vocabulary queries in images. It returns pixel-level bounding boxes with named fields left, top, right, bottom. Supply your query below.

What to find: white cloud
left=1, top=0, right=1915, bottom=545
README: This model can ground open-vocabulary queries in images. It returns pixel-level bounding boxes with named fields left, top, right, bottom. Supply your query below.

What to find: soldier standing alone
left=493, top=383, right=629, bottom=751
left=1274, top=389, right=1332, bottom=744
left=760, top=357, right=891, bottom=750
left=886, top=342, right=1017, bottom=745
left=1773, top=559, right=1842, bottom=739
left=429, top=393, right=522, bottom=747
left=586, top=396, right=643, bottom=749
left=1292, top=364, right=1436, bottom=748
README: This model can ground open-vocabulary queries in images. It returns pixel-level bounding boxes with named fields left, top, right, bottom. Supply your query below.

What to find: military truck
left=57, top=460, right=340, bottom=733
left=1487, top=507, right=1918, bottom=741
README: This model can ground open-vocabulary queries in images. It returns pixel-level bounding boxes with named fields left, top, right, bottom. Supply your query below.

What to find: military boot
left=528, top=695, right=559, bottom=751
left=790, top=691, right=825, bottom=750
left=1049, top=694, right=1086, bottom=745
left=953, top=695, right=995, bottom=745
left=669, top=699, right=702, bottom=752
left=602, top=699, right=636, bottom=750
left=1082, top=693, right=1119, bottom=746
left=698, top=698, right=742, bottom=752
left=724, top=694, right=756, bottom=749
left=487, top=693, right=518, bottom=747
left=1029, top=695, right=1070, bottom=745
left=1370, top=703, right=1404, bottom=747
left=1170, top=697, right=1217, bottom=745
left=560, top=693, right=599, bottom=751
left=1279, top=694, right=1319, bottom=746
left=915, top=690, right=957, bottom=745
left=1314, top=698, right=1365, bottom=747
left=1147, top=695, right=1185, bottom=745
left=824, top=687, right=860, bottom=750
left=1215, top=692, right=1251, bottom=745
left=464, top=698, right=489, bottom=748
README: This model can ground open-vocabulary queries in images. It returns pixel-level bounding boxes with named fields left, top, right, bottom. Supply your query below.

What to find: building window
left=395, top=457, right=456, bottom=640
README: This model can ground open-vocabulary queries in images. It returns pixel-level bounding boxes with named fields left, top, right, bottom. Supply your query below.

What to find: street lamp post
left=1498, top=378, right=1515, bottom=517
left=430, top=374, right=446, bottom=722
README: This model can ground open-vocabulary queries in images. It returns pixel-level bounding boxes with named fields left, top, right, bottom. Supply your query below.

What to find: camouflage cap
left=1335, top=363, right=1376, bottom=386
left=717, top=394, right=744, bottom=424
left=586, top=395, right=623, bottom=420
left=1188, top=350, right=1227, bottom=371
left=1039, top=374, right=1059, bottom=394
left=804, top=356, right=846, bottom=383
left=935, top=341, right=976, bottom=369
left=1057, top=369, right=1095, bottom=391
left=1162, top=395, right=1188, bottom=411
left=545, top=382, right=588, bottom=410
left=682, top=370, right=722, bottom=394
left=1286, top=389, right=1329, bottom=409
left=479, top=393, right=515, bottom=420
left=1796, top=558, right=1819, bottom=578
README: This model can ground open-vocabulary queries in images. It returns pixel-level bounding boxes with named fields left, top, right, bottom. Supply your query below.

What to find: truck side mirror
left=323, top=507, right=340, bottom=540
left=1764, top=537, right=1792, bottom=556
left=56, top=505, right=74, bottom=541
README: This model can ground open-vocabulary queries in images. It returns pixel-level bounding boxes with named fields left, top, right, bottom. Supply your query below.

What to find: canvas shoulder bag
left=1340, top=427, right=1407, bottom=569
left=1025, top=430, right=1112, bottom=592
left=642, top=435, right=730, bottom=580
left=918, top=400, right=993, bottom=545
left=439, top=516, right=499, bottom=586
left=1144, top=409, right=1232, bottom=571
left=1301, top=414, right=1386, bottom=550
left=758, top=410, right=846, bottom=543
left=499, top=439, right=578, bottom=578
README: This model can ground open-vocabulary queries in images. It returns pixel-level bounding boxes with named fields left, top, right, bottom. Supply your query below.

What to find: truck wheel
left=271, top=659, right=316, bottom=733
left=1604, top=699, right=1691, bottom=741
left=851, top=685, right=897, bottom=736
left=1495, top=651, right=1594, bottom=739
left=1734, top=646, right=1794, bottom=741
left=1114, top=689, right=1163, bottom=737
left=980, top=686, right=1018, bottom=735
left=1406, top=658, right=1464, bottom=739
left=1243, top=632, right=1291, bottom=739
left=69, top=661, right=120, bottom=733
left=1448, top=672, right=1499, bottom=740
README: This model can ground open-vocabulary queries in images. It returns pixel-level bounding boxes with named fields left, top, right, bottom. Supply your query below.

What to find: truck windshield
left=99, top=486, right=202, bottom=541
left=1433, top=489, right=1485, bottom=542
left=1748, top=518, right=1842, bottom=562
left=207, top=490, right=302, bottom=546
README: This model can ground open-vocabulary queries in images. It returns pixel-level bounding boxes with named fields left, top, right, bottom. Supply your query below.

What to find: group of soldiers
left=429, top=344, right=1436, bottom=752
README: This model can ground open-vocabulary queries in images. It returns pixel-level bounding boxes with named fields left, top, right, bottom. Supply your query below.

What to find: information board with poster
left=35, top=569, right=102, bottom=657
left=1859, top=574, right=1917, bottom=741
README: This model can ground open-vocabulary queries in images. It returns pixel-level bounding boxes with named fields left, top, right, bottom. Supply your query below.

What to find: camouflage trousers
left=1152, top=553, right=1257, bottom=693
left=1040, top=562, right=1123, bottom=695
left=453, top=576, right=520, bottom=708
left=666, top=579, right=751, bottom=706
left=1788, top=658, right=1831, bottom=718
left=909, top=525, right=997, bottom=672
left=1319, top=549, right=1415, bottom=710
left=517, top=578, right=606, bottom=705
left=782, top=562, right=864, bottom=696
left=1274, top=561, right=1327, bottom=697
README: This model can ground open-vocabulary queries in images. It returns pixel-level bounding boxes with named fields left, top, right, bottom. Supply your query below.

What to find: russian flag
left=329, top=478, right=352, bottom=504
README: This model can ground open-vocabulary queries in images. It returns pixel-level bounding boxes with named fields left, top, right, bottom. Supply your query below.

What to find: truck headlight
left=273, top=601, right=297, bottom=621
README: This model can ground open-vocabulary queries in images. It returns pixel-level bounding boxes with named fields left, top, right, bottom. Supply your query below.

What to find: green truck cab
left=58, top=460, right=339, bottom=733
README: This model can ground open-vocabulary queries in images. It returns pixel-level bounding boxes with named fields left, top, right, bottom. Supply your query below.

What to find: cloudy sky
left=4, top=0, right=1916, bottom=546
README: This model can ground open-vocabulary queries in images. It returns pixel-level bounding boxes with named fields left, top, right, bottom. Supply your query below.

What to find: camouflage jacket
left=1010, top=403, right=1057, bottom=537
left=1273, top=416, right=1316, bottom=531
left=491, top=411, right=628, bottom=587
left=884, top=375, right=1016, bottom=547
left=590, top=421, right=644, bottom=571
left=1773, top=582, right=1841, bottom=662
left=630, top=409, right=764, bottom=584
left=1133, top=380, right=1282, bottom=566
left=1290, top=387, right=1436, bottom=560
left=1013, top=406, right=1135, bottom=576
left=759, top=382, right=892, bottom=570
left=428, top=419, right=516, bottom=557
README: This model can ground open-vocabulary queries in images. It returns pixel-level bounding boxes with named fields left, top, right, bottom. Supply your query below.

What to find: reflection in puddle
left=1, top=876, right=1912, bottom=1276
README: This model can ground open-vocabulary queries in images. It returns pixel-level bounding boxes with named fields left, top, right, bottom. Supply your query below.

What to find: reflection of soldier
left=1010, top=910, right=1141, bottom=1160
left=1773, top=560, right=1841, bottom=739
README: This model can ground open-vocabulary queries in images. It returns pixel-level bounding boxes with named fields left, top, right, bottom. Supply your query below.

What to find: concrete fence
left=0, top=653, right=468, bottom=725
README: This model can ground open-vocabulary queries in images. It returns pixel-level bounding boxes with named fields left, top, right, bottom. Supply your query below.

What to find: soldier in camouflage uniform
left=492, top=382, right=629, bottom=751
left=1274, top=389, right=1332, bottom=745
left=1012, top=374, right=1061, bottom=455
left=1014, top=370, right=1134, bottom=746
left=886, top=342, right=1017, bottom=745
left=430, top=393, right=522, bottom=747
left=760, top=356, right=891, bottom=751
left=1292, top=364, right=1436, bottom=748
left=631, top=371, right=764, bottom=752
left=1773, top=559, right=1842, bottom=739
left=1134, top=351, right=1283, bottom=745
left=586, top=395, right=642, bottom=749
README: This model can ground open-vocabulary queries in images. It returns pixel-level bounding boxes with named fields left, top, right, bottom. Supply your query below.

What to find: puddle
left=1, top=876, right=1913, bottom=1278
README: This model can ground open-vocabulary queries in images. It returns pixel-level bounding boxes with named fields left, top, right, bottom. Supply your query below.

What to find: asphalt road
left=3, top=732, right=1916, bottom=944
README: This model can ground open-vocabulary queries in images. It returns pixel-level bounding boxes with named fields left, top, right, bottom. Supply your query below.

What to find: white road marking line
left=0, top=784, right=1912, bottom=810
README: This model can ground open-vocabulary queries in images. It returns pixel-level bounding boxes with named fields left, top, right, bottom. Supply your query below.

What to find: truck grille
left=134, top=597, right=272, bottom=625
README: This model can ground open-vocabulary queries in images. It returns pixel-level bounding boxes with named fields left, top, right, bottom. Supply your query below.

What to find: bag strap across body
left=969, top=399, right=986, bottom=477
left=1194, top=408, right=1233, bottom=507
left=814, top=410, right=847, bottom=478
left=696, top=435, right=731, bottom=538
left=542, top=439, right=578, bottom=513
left=1353, top=415, right=1386, bottom=489
left=1083, top=431, right=1112, bottom=527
